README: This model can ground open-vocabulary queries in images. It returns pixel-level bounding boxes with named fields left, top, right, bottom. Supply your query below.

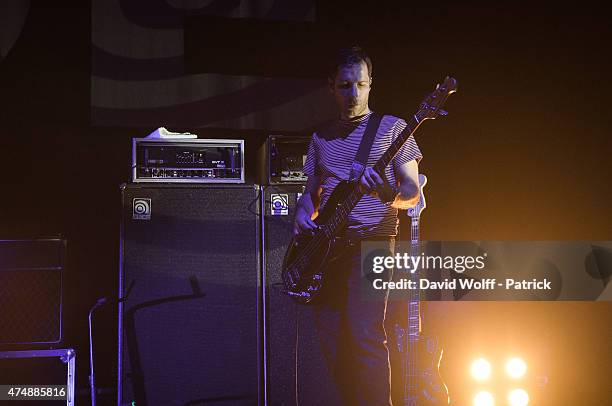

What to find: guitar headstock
left=407, top=173, right=427, bottom=219
left=415, top=76, right=457, bottom=122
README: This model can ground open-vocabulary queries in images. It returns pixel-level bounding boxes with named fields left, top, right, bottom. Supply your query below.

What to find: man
left=293, top=46, right=422, bottom=405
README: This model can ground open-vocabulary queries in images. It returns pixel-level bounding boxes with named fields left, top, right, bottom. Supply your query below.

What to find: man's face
left=330, top=61, right=371, bottom=120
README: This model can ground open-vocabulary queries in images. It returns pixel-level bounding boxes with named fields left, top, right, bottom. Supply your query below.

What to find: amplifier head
left=261, top=135, right=310, bottom=185
left=132, top=138, right=245, bottom=183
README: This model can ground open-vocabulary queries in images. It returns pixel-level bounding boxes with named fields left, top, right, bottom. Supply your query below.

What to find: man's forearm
left=296, top=192, right=319, bottom=218
left=298, top=175, right=322, bottom=217
left=390, top=182, right=420, bottom=209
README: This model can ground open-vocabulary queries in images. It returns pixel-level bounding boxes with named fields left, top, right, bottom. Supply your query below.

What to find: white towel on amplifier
left=146, top=127, right=197, bottom=139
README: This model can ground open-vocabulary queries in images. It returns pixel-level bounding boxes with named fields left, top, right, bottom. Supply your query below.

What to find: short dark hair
left=328, top=46, right=373, bottom=80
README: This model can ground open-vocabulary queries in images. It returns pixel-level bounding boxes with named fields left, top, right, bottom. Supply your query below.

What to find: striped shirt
left=303, top=111, right=422, bottom=239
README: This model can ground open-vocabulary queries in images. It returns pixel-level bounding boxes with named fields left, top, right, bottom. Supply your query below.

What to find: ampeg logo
left=133, top=198, right=151, bottom=220
left=270, top=194, right=289, bottom=216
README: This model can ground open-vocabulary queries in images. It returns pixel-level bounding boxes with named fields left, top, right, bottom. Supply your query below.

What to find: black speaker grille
left=262, top=185, right=340, bottom=405
left=0, top=239, right=64, bottom=345
left=120, top=185, right=261, bottom=406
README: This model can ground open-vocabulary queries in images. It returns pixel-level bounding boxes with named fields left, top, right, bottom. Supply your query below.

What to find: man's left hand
left=359, top=167, right=384, bottom=193
left=359, top=168, right=397, bottom=203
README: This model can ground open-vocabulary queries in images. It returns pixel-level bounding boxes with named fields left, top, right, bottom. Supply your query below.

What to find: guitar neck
left=372, top=115, right=422, bottom=175
left=408, top=216, right=421, bottom=337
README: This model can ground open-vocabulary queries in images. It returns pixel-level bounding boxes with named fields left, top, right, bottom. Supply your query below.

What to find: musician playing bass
left=293, top=46, right=422, bottom=406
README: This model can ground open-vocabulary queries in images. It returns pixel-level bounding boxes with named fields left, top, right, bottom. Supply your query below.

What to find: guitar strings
left=288, top=184, right=363, bottom=280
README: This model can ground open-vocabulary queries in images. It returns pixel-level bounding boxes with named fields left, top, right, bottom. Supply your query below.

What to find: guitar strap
left=349, top=112, right=383, bottom=181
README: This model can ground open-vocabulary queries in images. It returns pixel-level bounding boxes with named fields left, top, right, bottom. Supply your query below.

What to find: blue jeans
left=314, top=237, right=395, bottom=406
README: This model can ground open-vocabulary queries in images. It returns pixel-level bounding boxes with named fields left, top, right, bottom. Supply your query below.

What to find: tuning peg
left=438, top=109, right=448, bottom=116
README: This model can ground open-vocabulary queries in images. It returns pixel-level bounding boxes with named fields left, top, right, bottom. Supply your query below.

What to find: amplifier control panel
left=132, top=138, right=244, bottom=183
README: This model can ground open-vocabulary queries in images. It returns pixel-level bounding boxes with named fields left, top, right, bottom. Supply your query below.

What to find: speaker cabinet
left=0, top=238, right=65, bottom=346
left=119, top=184, right=262, bottom=406
left=261, top=185, right=340, bottom=405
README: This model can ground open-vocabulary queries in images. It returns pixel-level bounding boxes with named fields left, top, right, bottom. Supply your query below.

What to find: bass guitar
left=391, top=174, right=450, bottom=405
left=282, top=76, right=457, bottom=304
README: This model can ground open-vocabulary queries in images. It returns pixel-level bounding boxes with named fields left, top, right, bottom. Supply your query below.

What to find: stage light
left=471, top=358, right=492, bottom=381
left=508, top=388, right=529, bottom=406
left=506, top=357, right=527, bottom=379
left=473, top=390, right=494, bottom=406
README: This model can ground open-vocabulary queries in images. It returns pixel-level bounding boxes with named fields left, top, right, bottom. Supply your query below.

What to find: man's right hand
left=293, top=208, right=318, bottom=236
left=294, top=175, right=321, bottom=236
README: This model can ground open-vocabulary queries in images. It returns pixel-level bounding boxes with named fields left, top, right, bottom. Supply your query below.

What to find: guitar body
left=391, top=325, right=450, bottom=405
left=281, top=180, right=353, bottom=304
left=417, top=335, right=449, bottom=405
